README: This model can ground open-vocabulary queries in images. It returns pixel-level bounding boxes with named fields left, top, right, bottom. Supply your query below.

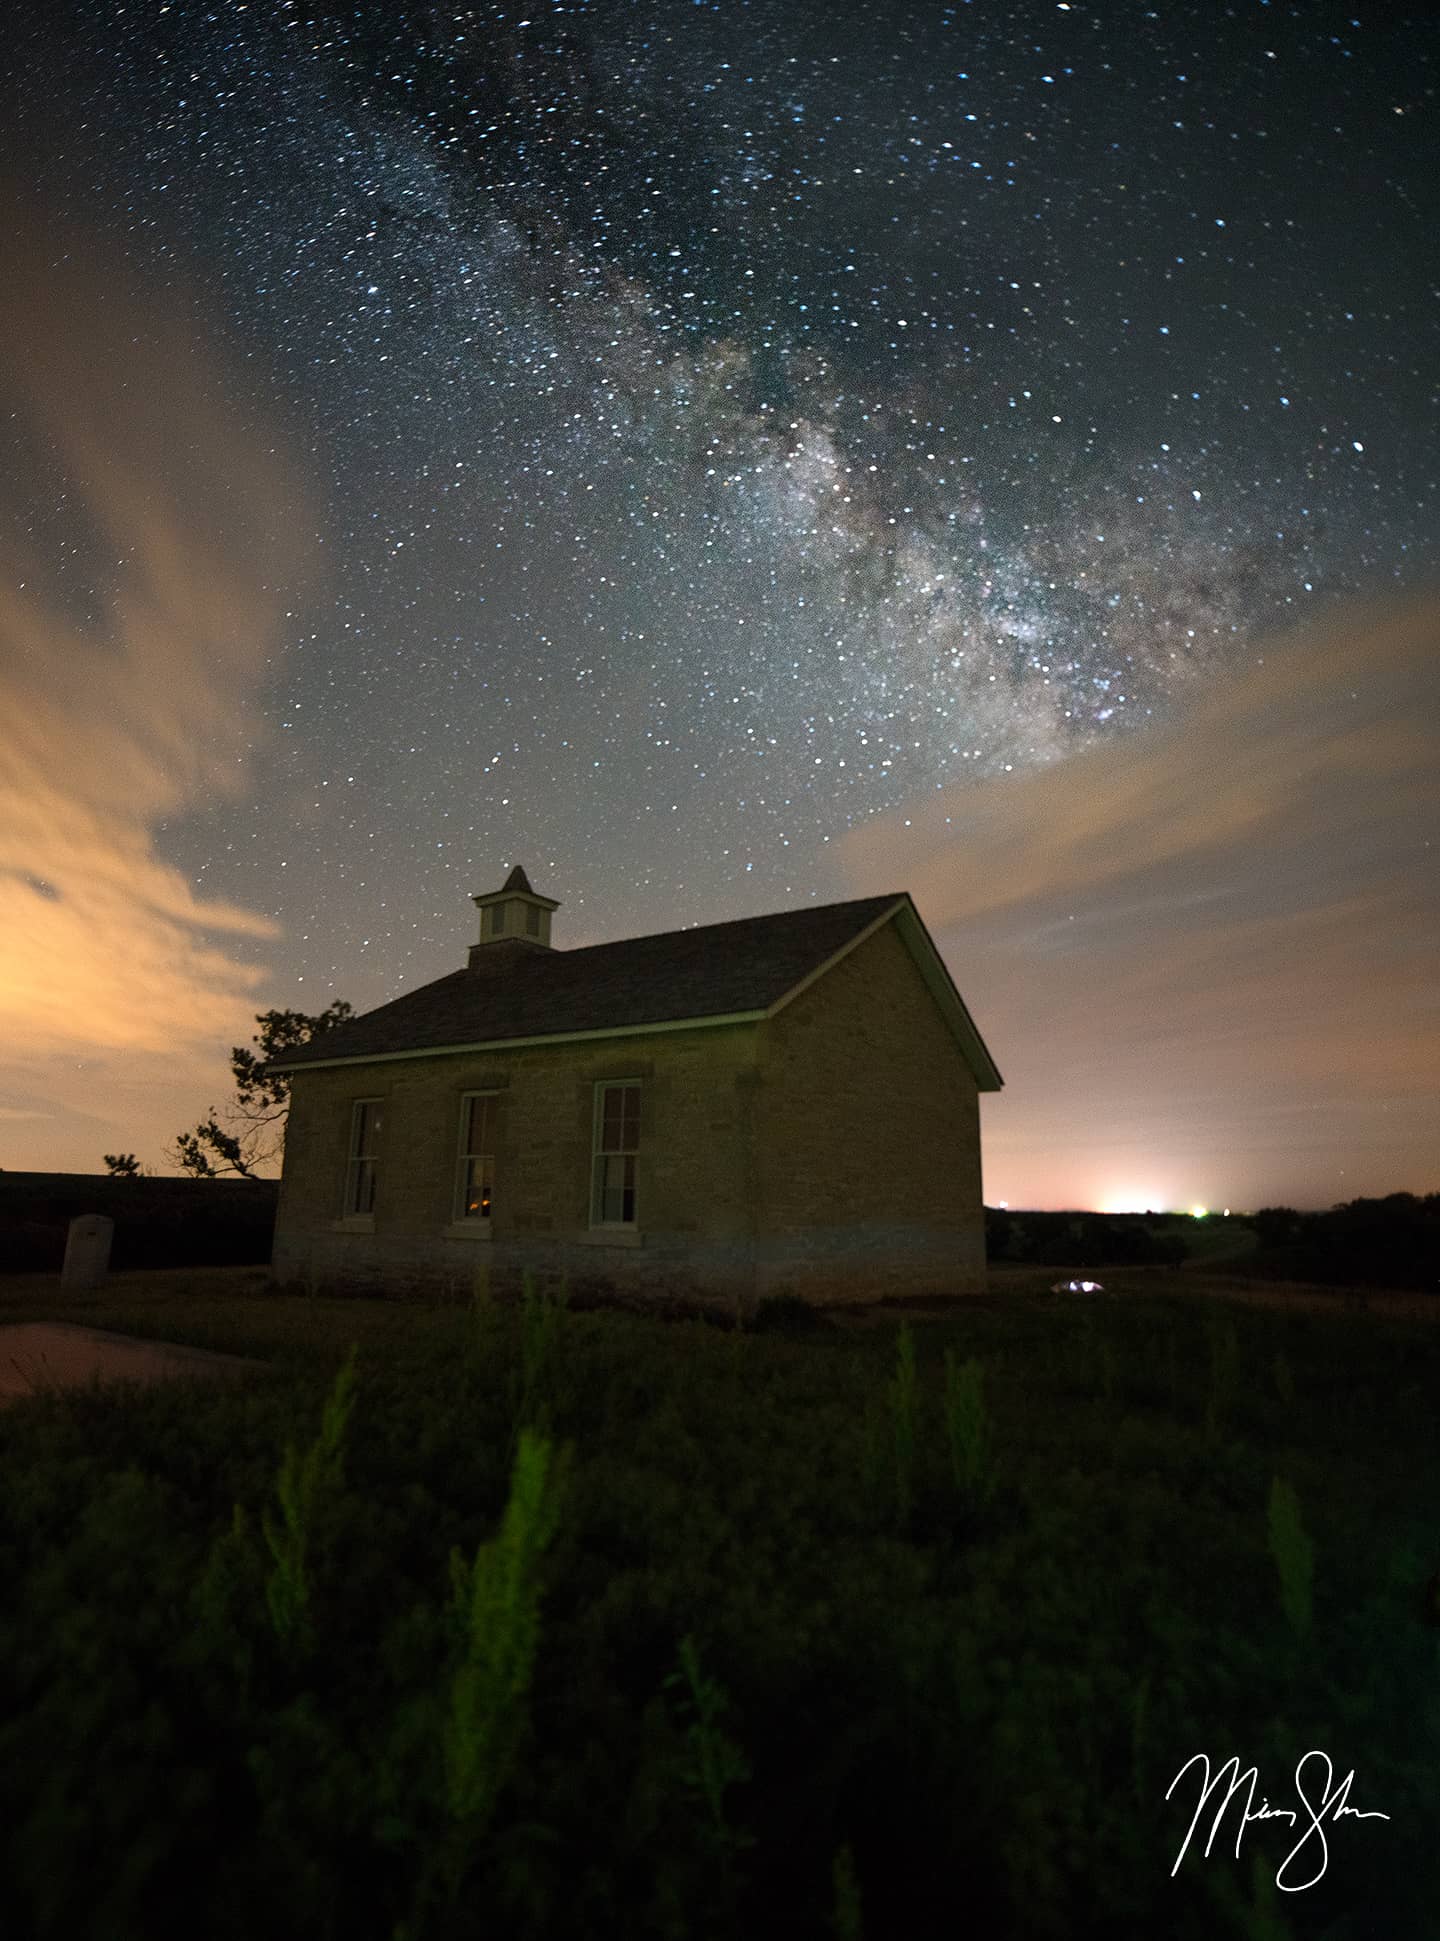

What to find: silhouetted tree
left=170, top=1002, right=353, bottom=1179
left=1245, top=1194, right=1440, bottom=1293
left=103, top=1152, right=144, bottom=1178
left=1253, top=1205, right=1305, bottom=1250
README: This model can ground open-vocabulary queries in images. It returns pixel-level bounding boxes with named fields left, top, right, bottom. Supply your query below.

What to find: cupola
left=468, top=865, right=559, bottom=964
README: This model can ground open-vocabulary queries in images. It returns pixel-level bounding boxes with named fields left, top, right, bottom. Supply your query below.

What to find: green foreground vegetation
left=1, top=1269, right=1436, bottom=1940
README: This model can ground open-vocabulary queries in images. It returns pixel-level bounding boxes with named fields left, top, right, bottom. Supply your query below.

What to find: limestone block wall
left=271, top=1021, right=761, bottom=1306
left=752, top=919, right=987, bottom=1301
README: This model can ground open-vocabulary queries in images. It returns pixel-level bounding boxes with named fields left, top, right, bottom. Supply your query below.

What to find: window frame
left=344, top=1097, right=383, bottom=1217
left=454, top=1089, right=500, bottom=1224
left=590, top=1078, right=641, bottom=1229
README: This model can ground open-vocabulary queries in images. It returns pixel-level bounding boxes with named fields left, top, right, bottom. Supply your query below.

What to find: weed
left=751, top=1294, right=830, bottom=1336
left=887, top=1322, right=918, bottom=1529
left=1098, top=1338, right=1117, bottom=1408
left=728, top=1315, right=748, bottom=1385
left=859, top=1392, right=887, bottom=1518
left=1204, top=1306, right=1239, bottom=1441
left=1241, top=1848, right=1296, bottom=1941
left=1273, top=1350, right=1294, bottom=1409
left=1202, top=1846, right=1296, bottom=1941
left=471, top=1258, right=493, bottom=1311
left=1077, top=1297, right=1097, bottom=1388
left=463, top=1260, right=497, bottom=1376
left=1129, top=1670, right=1151, bottom=1807
left=942, top=1349, right=992, bottom=1505
left=416, top=1427, right=568, bottom=1924
left=1267, top=1475, right=1314, bottom=1641
left=831, top=1842, right=863, bottom=1940
left=663, top=1633, right=755, bottom=1865
left=260, top=1345, right=358, bottom=1655
left=510, top=1270, right=570, bottom=1445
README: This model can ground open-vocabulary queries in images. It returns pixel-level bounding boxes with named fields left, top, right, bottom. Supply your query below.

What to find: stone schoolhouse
left=266, top=867, right=1002, bottom=1309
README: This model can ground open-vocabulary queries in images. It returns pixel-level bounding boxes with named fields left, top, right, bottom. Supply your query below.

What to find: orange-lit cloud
left=840, top=596, right=1440, bottom=1210
left=0, top=195, right=313, bottom=1172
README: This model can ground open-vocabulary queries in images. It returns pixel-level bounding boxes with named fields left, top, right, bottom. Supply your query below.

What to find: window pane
left=464, top=1156, right=492, bottom=1218
left=603, top=1154, right=624, bottom=1223
left=353, top=1100, right=382, bottom=1159
left=599, top=1083, right=638, bottom=1153
left=464, top=1095, right=491, bottom=1155
left=489, top=903, right=505, bottom=934
left=351, top=1156, right=375, bottom=1214
left=525, top=904, right=540, bottom=936
left=594, top=1152, right=636, bottom=1224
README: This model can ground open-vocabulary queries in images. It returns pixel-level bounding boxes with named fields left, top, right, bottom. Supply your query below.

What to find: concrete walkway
left=0, top=1323, right=268, bottom=1409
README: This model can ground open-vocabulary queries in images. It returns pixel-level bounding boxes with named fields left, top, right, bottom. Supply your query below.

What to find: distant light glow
left=1098, top=1189, right=1169, bottom=1214
left=1190, top=1204, right=1208, bottom=1219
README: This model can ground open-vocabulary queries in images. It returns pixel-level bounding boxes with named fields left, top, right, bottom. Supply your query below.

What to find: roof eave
left=891, top=897, right=1004, bottom=1090
left=470, top=888, right=562, bottom=912
left=264, top=1006, right=770, bottom=1076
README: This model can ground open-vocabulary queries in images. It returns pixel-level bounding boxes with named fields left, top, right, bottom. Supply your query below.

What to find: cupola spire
left=468, top=864, right=560, bottom=963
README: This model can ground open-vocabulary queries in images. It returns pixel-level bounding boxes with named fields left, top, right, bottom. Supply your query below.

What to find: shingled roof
left=266, top=892, right=1002, bottom=1086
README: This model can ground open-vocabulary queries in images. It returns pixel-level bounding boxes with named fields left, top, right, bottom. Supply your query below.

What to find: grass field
left=1, top=1266, right=1436, bottom=1940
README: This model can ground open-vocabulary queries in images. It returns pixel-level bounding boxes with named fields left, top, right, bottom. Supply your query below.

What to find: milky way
left=4, top=0, right=1434, bottom=987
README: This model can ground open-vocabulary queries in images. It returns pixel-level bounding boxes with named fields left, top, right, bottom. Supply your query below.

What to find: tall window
left=525, top=903, right=540, bottom=936
left=456, top=1092, right=497, bottom=1221
left=591, top=1080, right=640, bottom=1226
left=345, top=1099, right=382, bottom=1215
left=487, top=903, right=505, bottom=935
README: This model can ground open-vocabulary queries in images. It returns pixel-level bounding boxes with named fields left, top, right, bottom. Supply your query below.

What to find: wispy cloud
left=839, top=596, right=1440, bottom=1208
left=0, top=193, right=314, bottom=1166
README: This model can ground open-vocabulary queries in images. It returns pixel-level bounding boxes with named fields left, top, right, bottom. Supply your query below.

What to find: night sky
left=2, top=0, right=1435, bottom=1208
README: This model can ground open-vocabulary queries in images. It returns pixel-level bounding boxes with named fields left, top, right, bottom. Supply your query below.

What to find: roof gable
left=761, top=896, right=1002, bottom=1090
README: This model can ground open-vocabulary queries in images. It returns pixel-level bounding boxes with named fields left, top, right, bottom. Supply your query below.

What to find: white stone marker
left=61, top=1214, right=114, bottom=1291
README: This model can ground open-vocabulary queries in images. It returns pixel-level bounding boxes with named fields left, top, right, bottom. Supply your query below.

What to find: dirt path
left=1157, top=1273, right=1440, bottom=1322
left=0, top=1322, right=268, bottom=1409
